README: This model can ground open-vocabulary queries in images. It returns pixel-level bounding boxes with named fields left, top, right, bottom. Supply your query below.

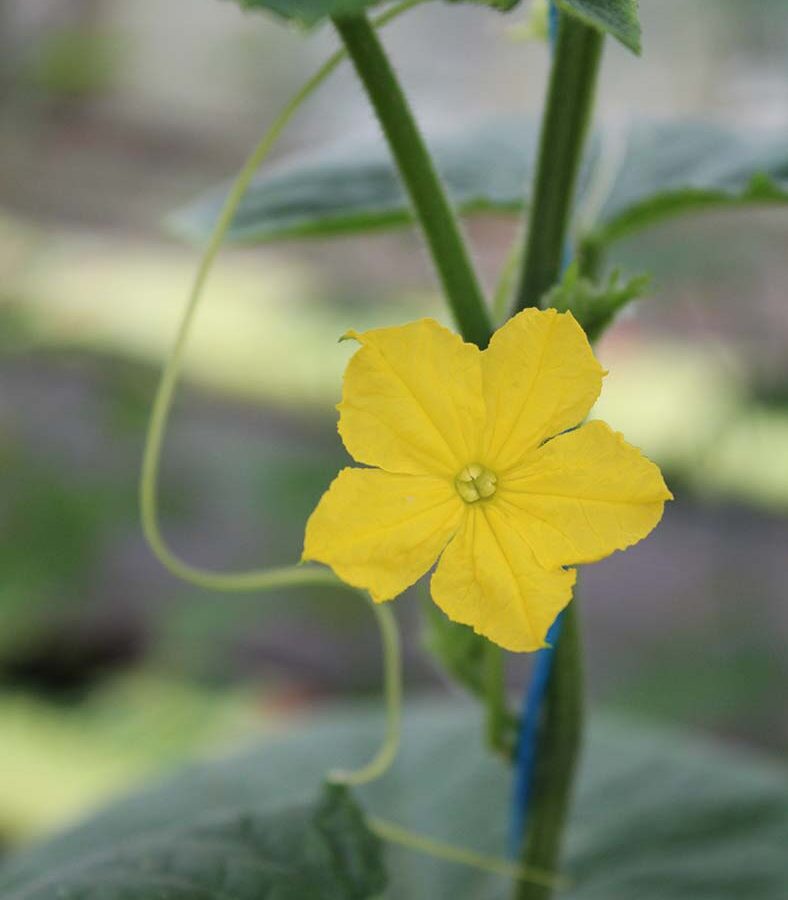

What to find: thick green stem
left=333, top=14, right=493, bottom=348
left=514, top=602, right=584, bottom=900
left=513, top=14, right=604, bottom=312
left=511, top=13, right=604, bottom=898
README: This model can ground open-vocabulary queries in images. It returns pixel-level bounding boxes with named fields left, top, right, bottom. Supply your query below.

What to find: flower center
left=455, top=463, right=497, bottom=503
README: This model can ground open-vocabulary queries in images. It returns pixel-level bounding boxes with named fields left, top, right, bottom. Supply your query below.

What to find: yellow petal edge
left=336, top=318, right=484, bottom=477
left=499, top=420, right=673, bottom=570
left=431, top=506, right=577, bottom=652
left=302, top=467, right=461, bottom=602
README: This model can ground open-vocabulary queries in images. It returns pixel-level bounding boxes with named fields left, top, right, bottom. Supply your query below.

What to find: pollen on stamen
left=455, top=463, right=497, bottom=503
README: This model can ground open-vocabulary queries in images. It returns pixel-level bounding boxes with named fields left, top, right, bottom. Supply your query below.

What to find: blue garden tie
left=509, top=611, right=564, bottom=850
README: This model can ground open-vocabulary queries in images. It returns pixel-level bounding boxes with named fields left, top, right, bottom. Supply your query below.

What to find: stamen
left=455, top=463, right=497, bottom=503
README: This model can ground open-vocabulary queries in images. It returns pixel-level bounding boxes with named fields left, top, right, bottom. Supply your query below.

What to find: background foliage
left=1, top=705, right=786, bottom=898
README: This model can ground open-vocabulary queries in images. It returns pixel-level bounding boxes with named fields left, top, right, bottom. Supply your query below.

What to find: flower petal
left=303, top=467, right=462, bottom=602
left=499, top=420, right=673, bottom=569
left=338, top=319, right=485, bottom=476
left=481, top=308, right=605, bottom=470
left=430, top=506, right=576, bottom=652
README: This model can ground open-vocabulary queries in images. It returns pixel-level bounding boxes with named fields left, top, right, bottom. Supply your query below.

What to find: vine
left=137, top=3, right=556, bottom=888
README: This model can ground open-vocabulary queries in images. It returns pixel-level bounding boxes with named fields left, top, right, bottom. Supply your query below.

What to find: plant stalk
left=514, top=601, right=583, bottom=900
left=333, top=13, right=493, bottom=348
left=511, top=11, right=604, bottom=899
left=513, top=14, right=604, bottom=312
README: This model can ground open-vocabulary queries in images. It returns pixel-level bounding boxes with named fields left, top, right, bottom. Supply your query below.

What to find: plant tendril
left=327, top=595, right=402, bottom=787
left=368, top=817, right=568, bottom=890
left=137, top=1, right=540, bottom=883
left=139, top=0, right=422, bottom=790
left=140, top=0, right=426, bottom=598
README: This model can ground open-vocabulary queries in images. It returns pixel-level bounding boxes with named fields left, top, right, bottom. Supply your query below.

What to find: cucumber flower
left=303, top=309, right=671, bottom=652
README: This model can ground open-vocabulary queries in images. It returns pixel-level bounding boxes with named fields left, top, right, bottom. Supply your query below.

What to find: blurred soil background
left=0, top=0, right=786, bottom=851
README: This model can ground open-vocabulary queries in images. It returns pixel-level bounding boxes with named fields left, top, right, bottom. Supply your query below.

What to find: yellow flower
left=303, top=309, right=672, bottom=652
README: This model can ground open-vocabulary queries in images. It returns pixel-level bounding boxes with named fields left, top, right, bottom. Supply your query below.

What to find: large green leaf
left=0, top=782, right=385, bottom=899
left=173, top=119, right=788, bottom=250
left=230, top=0, right=519, bottom=28
left=230, top=0, right=384, bottom=27
left=586, top=120, right=788, bottom=245
left=557, top=0, right=641, bottom=53
left=3, top=704, right=785, bottom=898
left=171, top=119, right=539, bottom=245
left=231, top=0, right=638, bottom=47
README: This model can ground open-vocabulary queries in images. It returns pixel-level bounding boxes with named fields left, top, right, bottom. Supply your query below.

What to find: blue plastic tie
left=548, top=0, right=560, bottom=45
left=509, top=611, right=564, bottom=851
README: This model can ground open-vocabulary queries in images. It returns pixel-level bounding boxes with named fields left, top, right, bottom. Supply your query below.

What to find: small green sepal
left=544, top=262, right=649, bottom=341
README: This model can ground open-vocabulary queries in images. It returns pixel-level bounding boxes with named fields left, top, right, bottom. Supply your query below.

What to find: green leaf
left=422, top=602, right=488, bottom=697
left=229, top=0, right=520, bottom=28
left=544, top=262, right=649, bottom=340
left=172, top=119, right=788, bottom=252
left=446, top=0, right=522, bottom=13
left=0, top=782, right=385, bottom=899
left=230, top=0, right=385, bottom=28
left=422, top=609, right=517, bottom=754
left=588, top=120, right=788, bottom=245
left=170, top=119, right=538, bottom=245
left=3, top=704, right=786, bottom=898
left=556, top=0, right=641, bottom=53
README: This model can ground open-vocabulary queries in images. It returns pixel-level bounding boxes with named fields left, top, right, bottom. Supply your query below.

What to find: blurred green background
left=0, top=0, right=786, bottom=855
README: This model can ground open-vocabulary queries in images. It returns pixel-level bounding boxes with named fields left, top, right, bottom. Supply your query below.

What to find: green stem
left=511, top=15, right=604, bottom=896
left=333, top=14, right=493, bottom=348
left=513, top=13, right=604, bottom=312
left=514, top=601, right=584, bottom=900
